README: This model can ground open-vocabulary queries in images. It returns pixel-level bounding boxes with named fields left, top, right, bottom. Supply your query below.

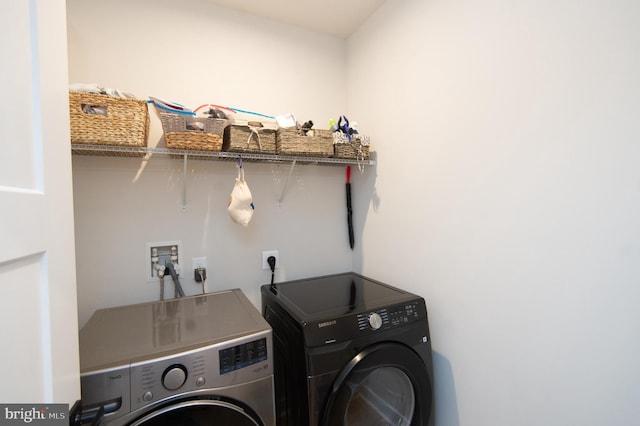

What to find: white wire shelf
left=71, top=143, right=375, bottom=207
left=71, top=144, right=376, bottom=166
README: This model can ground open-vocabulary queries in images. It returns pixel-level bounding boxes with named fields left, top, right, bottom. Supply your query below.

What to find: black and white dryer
left=261, top=272, right=434, bottom=426
left=77, top=289, right=275, bottom=426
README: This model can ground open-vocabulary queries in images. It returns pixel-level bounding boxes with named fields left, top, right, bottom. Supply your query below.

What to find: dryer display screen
left=219, top=338, right=268, bottom=374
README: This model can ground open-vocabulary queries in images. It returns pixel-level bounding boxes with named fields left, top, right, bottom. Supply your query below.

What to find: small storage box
left=69, top=92, right=149, bottom=147
left=157, top=110, right=227, bottom=151
left=276, top=128, right=333, bottom=157
left=223, top=123, right=276, bottom=154
left=333, top=132, right=371, bottom=160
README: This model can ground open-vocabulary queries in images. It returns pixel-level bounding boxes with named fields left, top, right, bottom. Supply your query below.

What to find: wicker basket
left=333, top=132, right=370, bottom=160
left=158, top=110, right=227, bottom=151
left=276, top=128, right=333, bottom=157
left=69, top=92, right=149, bottom=147
left=223, top=123, right=276, bottom=154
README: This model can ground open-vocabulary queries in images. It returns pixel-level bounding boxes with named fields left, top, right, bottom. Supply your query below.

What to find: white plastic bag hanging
left=227, top=160, right=254, bottom=227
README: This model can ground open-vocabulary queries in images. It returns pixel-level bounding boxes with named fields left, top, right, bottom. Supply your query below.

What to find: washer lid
left=80, top=289, right=269, bottom=372
left=266, top=273, right=419, bottom=322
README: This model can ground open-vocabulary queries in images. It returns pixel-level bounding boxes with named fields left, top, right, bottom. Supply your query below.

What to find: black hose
left=165, top=262, right=186, bottom=298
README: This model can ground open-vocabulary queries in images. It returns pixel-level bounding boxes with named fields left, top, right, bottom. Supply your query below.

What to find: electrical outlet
left=192, top=257, right=207, bottom=271
left=194, top=268, right=207, bottom=282
left=146, top=241, right=183, bottom=281
left=262, top=250, right=279, bottom=270
left=192, top=257, right=207, bottom=282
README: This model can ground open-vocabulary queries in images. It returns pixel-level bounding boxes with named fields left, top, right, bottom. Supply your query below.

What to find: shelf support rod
left=278, top=159, right=297, bottom=206
left=181, top=154, right=188, bottom=211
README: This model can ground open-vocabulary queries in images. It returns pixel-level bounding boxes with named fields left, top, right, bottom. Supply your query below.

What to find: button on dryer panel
left=368, top=312, right=383, bottom=330
left=389, top=302, right=420, bottom=325
left=357, top=309, right=389, bottom=331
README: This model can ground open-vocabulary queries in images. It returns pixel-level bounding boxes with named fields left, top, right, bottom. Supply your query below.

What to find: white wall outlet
left=192, top=257, right=207, bottom=271
left=262, top=250, right=279, bottom=270
left=146, top=240, right=183, bottom=281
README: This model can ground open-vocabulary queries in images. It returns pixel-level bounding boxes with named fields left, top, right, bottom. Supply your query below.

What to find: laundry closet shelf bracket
left=182, top=154, right=188, bottom=211
left=278, top=159, right=297, bottom=206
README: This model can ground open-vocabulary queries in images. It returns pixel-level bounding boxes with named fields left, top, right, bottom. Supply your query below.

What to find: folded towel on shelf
left=69, top=83, right=136, bottom=99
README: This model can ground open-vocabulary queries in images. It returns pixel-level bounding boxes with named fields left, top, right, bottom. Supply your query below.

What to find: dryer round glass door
left=344, top=366, right=414, bottom=425
left=322, top=342, right=432, bottom=426
left=129, top=399, right=261, bottom=426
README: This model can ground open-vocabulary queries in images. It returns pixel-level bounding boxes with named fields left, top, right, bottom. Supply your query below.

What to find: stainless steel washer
left=77, top=289, right=275, bottom=426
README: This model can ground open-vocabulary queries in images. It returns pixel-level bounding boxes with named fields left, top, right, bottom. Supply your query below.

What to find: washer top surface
left=265, top=273, right=420, bottom=322
left=80, top=289, right=269, bottom=372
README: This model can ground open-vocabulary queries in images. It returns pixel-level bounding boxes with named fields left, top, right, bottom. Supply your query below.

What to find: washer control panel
left=129, top=334, right=271, bottom=411
left=219, top=337, right=268, bottom=374
left=356, top=302, right=422, bottom=332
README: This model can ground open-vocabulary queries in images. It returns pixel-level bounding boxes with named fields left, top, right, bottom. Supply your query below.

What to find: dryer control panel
left=356, top=302, right=422, bottom=331
left=303, top=299, right=426, bottom=347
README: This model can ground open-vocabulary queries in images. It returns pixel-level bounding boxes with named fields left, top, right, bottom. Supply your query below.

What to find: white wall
left=67, top=0, right=355, bottom=326
left=348, top=0, right=640, bottom=425
left=68, top=0, right=640, bottom=423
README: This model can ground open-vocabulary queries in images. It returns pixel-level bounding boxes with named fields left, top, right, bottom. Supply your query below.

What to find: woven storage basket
left=223, top=123, right=276, bottom=154
left=158, top=110, right=227, bottom=151
left=69, top=92, right=149, bottom=147
left=333, top=132, right=370, bottom=160
left=276, top=128, right=333, bottom=157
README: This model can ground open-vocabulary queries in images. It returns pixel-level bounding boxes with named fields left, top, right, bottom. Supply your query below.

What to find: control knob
left=368, top=312, right=383, bottom=330
left=162, top=365, right=187, bottom=390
